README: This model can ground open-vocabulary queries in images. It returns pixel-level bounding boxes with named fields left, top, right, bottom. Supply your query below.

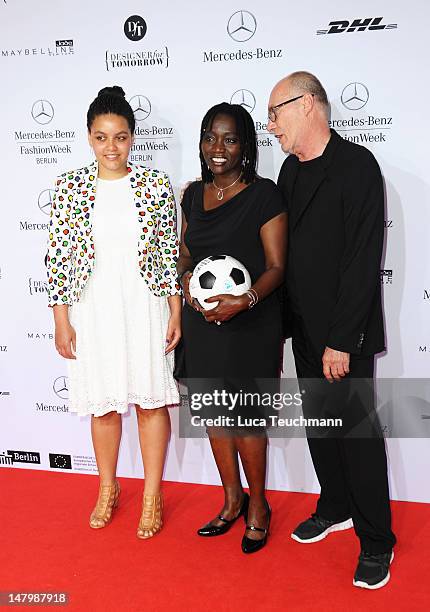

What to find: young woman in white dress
left=46, top=86, right=181, bottom=538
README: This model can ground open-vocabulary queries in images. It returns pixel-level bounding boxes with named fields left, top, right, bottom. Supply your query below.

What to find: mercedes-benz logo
left=53, top=376, right=68, bottom=400
left=38, top=189, right=55, bottom=215
left=227, top=10, right=257, bottom=42
left=31, top=100, right=54, bottom=125
left=341, top=82, right=369, bottom=110
left=230, top=89, right=256, bottom=113
left=129, top=95, right=151, bottom=121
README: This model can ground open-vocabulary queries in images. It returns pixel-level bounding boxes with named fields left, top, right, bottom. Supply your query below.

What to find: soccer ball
left=189, top=255, right=251, bottom=310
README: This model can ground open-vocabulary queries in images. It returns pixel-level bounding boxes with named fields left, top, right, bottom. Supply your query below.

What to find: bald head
left=274, top=71, right=329, bottom=113
left=268, top=71, right=331, bottom=160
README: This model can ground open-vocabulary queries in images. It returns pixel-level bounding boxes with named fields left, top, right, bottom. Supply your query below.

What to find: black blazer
left=278, top=129, right=385, bottom=358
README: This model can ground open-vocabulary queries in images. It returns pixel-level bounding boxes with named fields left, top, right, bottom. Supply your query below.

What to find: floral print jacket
left=46, top=160, right=180, bottom=306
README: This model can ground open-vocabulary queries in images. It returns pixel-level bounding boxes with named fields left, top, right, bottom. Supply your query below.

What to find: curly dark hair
left=87, top=86, right=135, bottom=133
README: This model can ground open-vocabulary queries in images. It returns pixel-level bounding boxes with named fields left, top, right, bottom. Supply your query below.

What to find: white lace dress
left=68, top=175, right=179, bottom=417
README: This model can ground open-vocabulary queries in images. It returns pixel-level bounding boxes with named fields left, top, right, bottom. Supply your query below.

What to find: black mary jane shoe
left=241, top=501, right=271, bottom=554
left=197, top=492, right=249, bottom=537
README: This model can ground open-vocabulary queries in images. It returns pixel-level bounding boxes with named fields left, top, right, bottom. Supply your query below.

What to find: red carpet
left=0, top=469, right=429, bottom=611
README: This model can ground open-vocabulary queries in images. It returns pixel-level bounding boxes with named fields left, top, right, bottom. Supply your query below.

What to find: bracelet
left=245, top=291, right=256, bottom=309
left=249, top=288, right=259, bottom=304
left=245, top=288, right=259, bottom=309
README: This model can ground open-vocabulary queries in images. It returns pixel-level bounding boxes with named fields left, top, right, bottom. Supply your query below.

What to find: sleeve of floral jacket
left=156, top=173, right=181, bottom=296
left=46, top=173, right=73, bottom=306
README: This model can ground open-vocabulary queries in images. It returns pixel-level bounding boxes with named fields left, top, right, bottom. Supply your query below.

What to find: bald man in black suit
left=268, top=71, right=396, bottom=590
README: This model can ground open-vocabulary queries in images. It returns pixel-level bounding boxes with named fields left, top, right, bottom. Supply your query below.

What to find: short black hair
left=199, top=102, right=258, bottom=184
left=87, top=86, right=135, bottom=134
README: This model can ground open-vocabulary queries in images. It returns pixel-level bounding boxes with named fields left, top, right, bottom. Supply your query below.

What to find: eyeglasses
left=267, top=94, right=307, bottom=122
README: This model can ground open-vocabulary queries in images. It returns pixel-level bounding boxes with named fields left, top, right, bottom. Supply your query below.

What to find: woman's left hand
left=201, top=294, right=249, bottom=324
left=165, top=316, right=181, bottom=354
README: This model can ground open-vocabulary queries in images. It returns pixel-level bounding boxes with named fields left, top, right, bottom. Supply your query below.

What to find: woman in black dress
left=178, top=103, right=287, bottom=553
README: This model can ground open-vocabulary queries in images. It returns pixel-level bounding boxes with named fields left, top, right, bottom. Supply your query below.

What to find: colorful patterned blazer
left=46, top=160, right=180, bottom=306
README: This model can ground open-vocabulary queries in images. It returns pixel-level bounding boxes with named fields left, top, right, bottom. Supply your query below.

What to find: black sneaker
left=291, top=513, right=353, bottom=543
left=353, top=550, right=394, bottom=590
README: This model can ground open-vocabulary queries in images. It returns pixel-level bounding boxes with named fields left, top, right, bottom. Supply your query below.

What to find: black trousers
left=292, top=316, right=396, bottom=554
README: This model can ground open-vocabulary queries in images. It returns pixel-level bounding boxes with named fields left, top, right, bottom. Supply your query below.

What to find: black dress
left=181, top=179, right=286, bottom=388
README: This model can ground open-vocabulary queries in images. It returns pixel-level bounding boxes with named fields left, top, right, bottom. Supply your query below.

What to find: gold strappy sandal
left=137, top=494, right=163, bottom=539
left=89, top=481, right=120, bottom=529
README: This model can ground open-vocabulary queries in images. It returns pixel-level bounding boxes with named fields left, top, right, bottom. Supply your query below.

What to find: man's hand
left=322, top=347, right=350, bottom=382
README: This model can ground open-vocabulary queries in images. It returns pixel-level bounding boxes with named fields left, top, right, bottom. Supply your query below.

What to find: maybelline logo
left=330, top=82, right=393, bottom=145
left=14, top=100, right=75, bottom=165
left=1, top=39, right=74, bottom=58
left=317, top=17, right=398, bottom=35
left=380, top=270, right=393, bottom=285
left=29, top=278, right=48, bottom=295
left=424, top=290, right=430, bottom=300
left=0, top=345, right=7, bottom=352
left=0, top=450, right=41, bottom=465
left=0, top=391, right=11, bottom=396
left=106, top=48, right=169, bottom=71
left=128, top=94, right=174, bottom=163
left=27, top=331, right=54, bottom=340
left=124, top=15, right=147, bottom=41
left=384, top=219, right=393, bottom=228
left=203, top=11, right=282, bottom=63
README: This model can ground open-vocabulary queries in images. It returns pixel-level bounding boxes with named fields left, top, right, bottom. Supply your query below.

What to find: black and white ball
left=189, top=255, right=251, bottom=310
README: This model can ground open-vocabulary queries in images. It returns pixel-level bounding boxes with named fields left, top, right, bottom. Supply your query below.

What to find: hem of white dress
left=70, top=397, right=180, bottom=418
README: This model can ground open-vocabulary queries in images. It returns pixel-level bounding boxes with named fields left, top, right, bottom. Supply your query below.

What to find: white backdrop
left=0, top=0, right=429, bottom=502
